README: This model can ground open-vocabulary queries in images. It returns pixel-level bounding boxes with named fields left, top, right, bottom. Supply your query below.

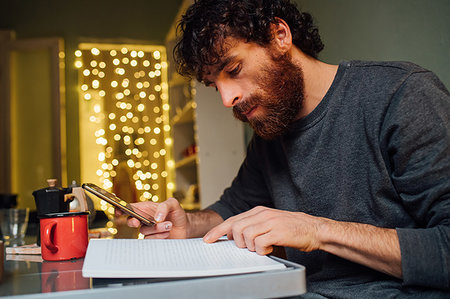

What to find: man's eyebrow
left=217, top=55, right=237, bottom=72
left=201, top=55, right=238, bottom=84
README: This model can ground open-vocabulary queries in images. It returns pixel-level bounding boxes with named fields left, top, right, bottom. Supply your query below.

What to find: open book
left=82, top=238, right=286, bottom=278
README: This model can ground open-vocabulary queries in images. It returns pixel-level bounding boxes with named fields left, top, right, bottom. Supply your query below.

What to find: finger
left=242, top=221, right=271, bottom=252
left=230, top=220, right=247, bottom=249
left=203, top=207, right=271, bottom=243
left=254, top=233, right=274, bottom=256
left=127, top=216, right=142, bottom=228
left=231, top=216, right=272, bottom=249
left=154, top=197, right=180, bottom=222
left=139, top=221, right=172, bottom=235
left=204, top=217, right=247, bottom=245
left=125, top=202, right=158, bottom=227
left=144, top=232, right=170, bottom=239
left=203, top=218, right=234, bottom=243
left=115, top=208, right=124, bottom=216
left=129, top=201, right=158, bottom=216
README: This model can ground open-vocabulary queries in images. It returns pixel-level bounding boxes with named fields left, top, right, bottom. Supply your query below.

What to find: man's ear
left=270, top=17, right=292, bottom=54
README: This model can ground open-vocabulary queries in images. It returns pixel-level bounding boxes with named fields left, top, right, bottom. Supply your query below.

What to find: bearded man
left=122, top=0, right=450, bottom=297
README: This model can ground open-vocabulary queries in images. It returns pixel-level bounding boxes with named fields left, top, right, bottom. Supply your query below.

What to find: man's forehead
left=203, top=54, right=236, bottom=76
left=200, top=37, right=246, bottom=80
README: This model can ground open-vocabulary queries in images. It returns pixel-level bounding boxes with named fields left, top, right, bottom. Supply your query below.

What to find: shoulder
left=343, top=60, right=440, bottom=91
left=377, top=61, right=449, bottom=149
left=347, top=60, right=430, bottom=75
left=339, top=60, right=448, bottom=106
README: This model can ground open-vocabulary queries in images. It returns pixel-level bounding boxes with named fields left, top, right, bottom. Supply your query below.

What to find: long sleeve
left=207, top=135, right=274, bottom=220
left=380, top=71, right=450, bottom=289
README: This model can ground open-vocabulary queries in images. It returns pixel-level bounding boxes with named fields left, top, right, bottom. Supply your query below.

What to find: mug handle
left=43, top=221, right=58, bottom=253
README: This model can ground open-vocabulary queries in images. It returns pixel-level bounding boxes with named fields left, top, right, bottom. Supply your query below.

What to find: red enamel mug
left=39, top=212, right=89, bottom=261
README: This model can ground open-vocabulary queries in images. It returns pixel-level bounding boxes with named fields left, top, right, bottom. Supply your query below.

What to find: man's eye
left=228, top=64, right=241, bottom=76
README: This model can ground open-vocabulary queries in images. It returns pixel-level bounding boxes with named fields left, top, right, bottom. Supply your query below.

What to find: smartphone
left=82, top=183, right=155, bottom=226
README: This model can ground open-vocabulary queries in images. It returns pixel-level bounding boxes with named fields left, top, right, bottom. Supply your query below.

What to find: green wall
left=296, top=0, right=449, bottom=88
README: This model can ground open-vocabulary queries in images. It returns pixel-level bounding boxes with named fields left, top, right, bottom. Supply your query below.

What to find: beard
left=232, top=52, right=305, bottom=140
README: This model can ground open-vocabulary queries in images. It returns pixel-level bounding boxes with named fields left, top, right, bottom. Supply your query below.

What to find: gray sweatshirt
left=209, top=61, right=450, bottom=298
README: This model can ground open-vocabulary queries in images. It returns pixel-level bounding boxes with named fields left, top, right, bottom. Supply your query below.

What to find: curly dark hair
left=174, top=0, right=324, bottom=81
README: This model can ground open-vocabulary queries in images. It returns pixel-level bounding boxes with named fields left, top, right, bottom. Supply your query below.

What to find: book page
left=82, top=238, right=285, bottom=278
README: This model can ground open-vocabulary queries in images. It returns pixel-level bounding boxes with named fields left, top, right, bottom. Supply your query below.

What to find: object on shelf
left=184, top=184, right=199, bottom=204
left=172, top=191, right=185, bottom=202
left=180, top=184, right=200, bottom=210
left=181, top=143, right=198, bottom=159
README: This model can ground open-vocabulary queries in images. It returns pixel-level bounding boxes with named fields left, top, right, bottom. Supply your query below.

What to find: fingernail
left=203, top=234, right=210, bottom=242
left=164, top=223, right=172, bottom=231
left=155, top=213, right=163, bottom=222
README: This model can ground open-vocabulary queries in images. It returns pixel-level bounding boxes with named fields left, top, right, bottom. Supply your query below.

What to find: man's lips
left=243, top=105, right=258, bottom=118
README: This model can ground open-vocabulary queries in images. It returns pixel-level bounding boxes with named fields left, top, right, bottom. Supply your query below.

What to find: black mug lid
left=38, top=211, right=90, bottom=219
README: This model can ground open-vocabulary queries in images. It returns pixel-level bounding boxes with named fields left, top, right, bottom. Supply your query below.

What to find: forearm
left=186, top=209, right=224, bottom=238
left=318, top=219, right=402, bottom=278
left=201, top=207, right=403, bottom=279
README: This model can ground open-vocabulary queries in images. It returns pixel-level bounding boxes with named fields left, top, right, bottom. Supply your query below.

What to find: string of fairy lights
left=76, top=44, right=175, bottom=223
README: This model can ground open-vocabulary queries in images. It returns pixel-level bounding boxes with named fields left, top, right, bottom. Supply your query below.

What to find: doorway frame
left=0, top=31, right=66, bottom=192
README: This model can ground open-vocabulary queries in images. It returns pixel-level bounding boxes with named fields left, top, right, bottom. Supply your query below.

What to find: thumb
left=154, top=201, right=170, bottom=223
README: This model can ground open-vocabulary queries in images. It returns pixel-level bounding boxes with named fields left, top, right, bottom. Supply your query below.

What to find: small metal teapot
left=32, top=179, right=73, bottom=216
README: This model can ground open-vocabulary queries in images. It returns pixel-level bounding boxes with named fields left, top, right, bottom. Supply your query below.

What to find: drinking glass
left=0, top=208, right=29, bottom=247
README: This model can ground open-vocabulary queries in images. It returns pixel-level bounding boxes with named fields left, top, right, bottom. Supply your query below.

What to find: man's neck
left=292, top=49, right=339, bottom=119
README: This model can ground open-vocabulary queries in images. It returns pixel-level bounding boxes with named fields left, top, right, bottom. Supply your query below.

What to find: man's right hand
left=120, top=198, right=189, bottom=239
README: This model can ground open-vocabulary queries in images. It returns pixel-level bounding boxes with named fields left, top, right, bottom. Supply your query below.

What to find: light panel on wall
left=76, top=43, right=173, bottom=222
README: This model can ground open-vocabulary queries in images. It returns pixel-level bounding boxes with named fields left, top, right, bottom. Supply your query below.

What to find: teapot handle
left=70, top=187, right=89, bottom=212
left=63, top=193, right=75, bottom=202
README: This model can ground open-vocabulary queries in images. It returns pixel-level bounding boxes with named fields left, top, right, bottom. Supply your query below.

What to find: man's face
left=203, top=40, right=305, bottom=139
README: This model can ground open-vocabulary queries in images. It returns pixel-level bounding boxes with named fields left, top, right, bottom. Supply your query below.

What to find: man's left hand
left=203, top=206, right=325, bottom=255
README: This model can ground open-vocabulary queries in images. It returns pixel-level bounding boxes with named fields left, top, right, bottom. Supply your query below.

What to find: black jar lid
left=38, top=211, right=90, bottom=219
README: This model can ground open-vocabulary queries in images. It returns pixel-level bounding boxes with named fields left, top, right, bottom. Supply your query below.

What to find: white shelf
left=169, top=72, right=190, bottom=87
left=171, top=100, right=195, bottom=125
left=175, top=154, right=197, bottom=169
left=180, top=202, right=201, bottom=210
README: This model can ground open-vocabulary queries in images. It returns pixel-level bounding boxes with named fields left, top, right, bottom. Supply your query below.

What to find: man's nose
left=217, top=82, right=242, bottom=108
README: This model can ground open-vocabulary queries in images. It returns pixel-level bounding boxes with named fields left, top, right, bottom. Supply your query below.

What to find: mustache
left=232, top=95, right=260, bottom=122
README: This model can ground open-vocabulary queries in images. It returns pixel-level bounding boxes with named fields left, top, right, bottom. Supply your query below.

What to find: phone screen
left=82, top=183, right=155, bottom=226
